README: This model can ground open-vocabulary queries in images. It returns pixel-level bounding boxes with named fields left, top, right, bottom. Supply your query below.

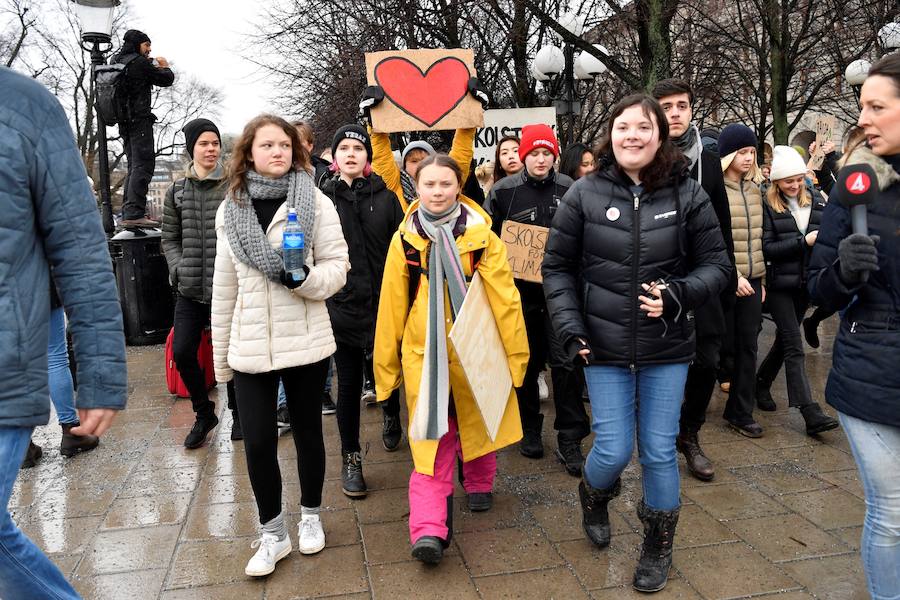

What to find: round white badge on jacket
left=606, top=207, right=620, bottom=221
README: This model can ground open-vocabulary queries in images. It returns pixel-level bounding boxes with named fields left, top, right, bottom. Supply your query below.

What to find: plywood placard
left=449, top=273, right=512, bottom=442
left=809, top=114, right=837, bottom=171
left=365, top=48, right=485, bottom=133
left=499, top=222, right=549, bottom=283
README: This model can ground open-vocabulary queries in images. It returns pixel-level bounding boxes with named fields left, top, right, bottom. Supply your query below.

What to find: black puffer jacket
left=487, top=168, right=574, bottom=306
left=762, top=183, right=825, bottom=291
left=808, top=149, right=900, bottom=427
left=161, top=163, right=226, bottom=304
left=320, top=172, right=403, bottom=348
left=542, top=164, right=730, bottom=368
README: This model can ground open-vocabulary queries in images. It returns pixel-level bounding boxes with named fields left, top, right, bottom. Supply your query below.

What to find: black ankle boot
left=633, top=501, right=680, bottom=593
left=60, top=422, right=99, bottom=457
left=230, top=409, right=243, bottom=441
left=578, top=475, right=621, bottom=548
left=800, top=403, right=839, bottom=435
left=755, top=380, right=776, bottom=411
left=341, top=451, right=368, bottom=498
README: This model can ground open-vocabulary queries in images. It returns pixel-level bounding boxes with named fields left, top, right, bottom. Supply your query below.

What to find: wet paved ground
left=13, top=317, right=868, bottom=599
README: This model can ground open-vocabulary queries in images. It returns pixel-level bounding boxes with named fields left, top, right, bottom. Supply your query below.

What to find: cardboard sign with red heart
left=365, top=49, right=485, bottom=133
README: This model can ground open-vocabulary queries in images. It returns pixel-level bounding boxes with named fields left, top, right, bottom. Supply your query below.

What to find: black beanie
left=182, top=118, right=221, bottom=158
left=122, top=29, right=151, bottom=54
left=717, top=124, right=758, bottom=158
left=331, top=125, right=372, bottom=161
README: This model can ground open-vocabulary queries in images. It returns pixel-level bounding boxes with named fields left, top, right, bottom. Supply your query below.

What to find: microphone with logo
left=834, top=163, right=881, bottom=284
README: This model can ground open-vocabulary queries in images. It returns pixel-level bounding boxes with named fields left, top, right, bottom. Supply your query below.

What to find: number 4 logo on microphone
left=847, top=172, right=871, bottom=195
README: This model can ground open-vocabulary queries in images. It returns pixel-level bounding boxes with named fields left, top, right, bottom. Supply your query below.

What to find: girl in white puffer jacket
left=212, top=114, right=349, bottom=578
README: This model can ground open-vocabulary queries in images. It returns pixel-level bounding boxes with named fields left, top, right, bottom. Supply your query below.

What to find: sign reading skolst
left=500, top=221, right=549, bottom=283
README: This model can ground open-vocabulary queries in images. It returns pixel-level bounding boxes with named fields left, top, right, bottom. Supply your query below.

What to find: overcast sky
left=127, top=1, right=277, bottom=134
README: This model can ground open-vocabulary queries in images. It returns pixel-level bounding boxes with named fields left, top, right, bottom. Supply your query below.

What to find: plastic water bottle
left=283, top=208, right=305, bottom=283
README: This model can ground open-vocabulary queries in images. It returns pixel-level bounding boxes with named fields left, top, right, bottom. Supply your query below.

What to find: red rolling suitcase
left=165, top=327, right=216, bottom=397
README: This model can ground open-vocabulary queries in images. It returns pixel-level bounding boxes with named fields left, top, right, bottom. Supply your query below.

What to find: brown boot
left=676, top=430, right=714, bottom=481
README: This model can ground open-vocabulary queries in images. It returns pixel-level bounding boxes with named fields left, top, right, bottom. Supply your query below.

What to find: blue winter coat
left=0, top=67, right=127, bottom=427
left=807, top=147, right=900, bottom=427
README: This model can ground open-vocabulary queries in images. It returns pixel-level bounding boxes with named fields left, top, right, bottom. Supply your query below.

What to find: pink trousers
left=408, top=416, right=497, bottom=544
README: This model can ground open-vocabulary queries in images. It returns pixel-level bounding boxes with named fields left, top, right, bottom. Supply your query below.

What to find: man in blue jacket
left=0, top=66, right=127, bottom=599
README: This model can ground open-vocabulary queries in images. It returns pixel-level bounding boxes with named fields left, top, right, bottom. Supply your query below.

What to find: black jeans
left=233, top=360, right=329, bottom=523
left=679, top=334, right=722, bottom=434
left=516, top=302, right=590, bottom=441
left=334, top=343, right=400, bottom=454
left=172, top=295, right=236, bottom=416
left=724, top=278, right=763, bottom=425
left=120, top=118, right=155, bottom=220
left=756, top=289, right=814, bottom=408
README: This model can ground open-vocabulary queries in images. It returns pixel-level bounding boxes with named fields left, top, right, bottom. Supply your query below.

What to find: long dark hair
left=228, top=114, right=311, bottom=202
left=559, top=143, right=591, bottom=180
left=594, top=93, right=685, bottom=192
left=493, top=135, right=521, bottom=183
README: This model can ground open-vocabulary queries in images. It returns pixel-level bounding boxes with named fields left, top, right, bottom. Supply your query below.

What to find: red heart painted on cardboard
left=374, top=56, right=470, bottom=128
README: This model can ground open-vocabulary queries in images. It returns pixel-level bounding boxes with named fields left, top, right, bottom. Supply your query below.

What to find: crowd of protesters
left=1, top=29, right=897, bottom=599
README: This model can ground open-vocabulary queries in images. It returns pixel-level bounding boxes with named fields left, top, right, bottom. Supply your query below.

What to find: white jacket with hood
left=212, top=190, right=350, bottom=382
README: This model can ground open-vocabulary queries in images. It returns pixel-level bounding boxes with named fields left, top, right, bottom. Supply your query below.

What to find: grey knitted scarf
left=224, top=169, right=316, bottom=281
left=409, top=201, right=466, bottom=442
left=674, top=124, right=703, bottom=184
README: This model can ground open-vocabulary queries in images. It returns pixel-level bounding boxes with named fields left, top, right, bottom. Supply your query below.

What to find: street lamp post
left=70, top=0, right=119, bottom=236
left=845, top=58, right=871, bottom=106
left=878, top=22, right=900, bottom=55
left=530, top=12, right=607, bottom=147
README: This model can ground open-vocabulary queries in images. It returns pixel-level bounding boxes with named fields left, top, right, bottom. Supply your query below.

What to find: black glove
left=468, top=77, right=490, bottom=108
left=838, top=233, right=880, bottom=285
left=279, top=266, right=310, bottom=290
left=358, top=85, right=385, bottom=124
left=565, top=337, right=593, bottom=366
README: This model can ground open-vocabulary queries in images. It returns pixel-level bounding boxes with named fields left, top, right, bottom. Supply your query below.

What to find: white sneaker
left=538, top=374, right=549, bottom=401
left=244, top=533, right=292, bottom=577
left=297, top=513, right=326, bottom=554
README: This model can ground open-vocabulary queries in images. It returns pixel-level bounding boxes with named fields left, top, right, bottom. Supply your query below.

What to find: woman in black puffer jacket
left=755, top=145, right=838, bottom=435
left=542, top=94, right=729, bottom=593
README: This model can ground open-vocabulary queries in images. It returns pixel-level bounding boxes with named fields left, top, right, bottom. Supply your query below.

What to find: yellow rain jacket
left=370, top=128, right=476, bottom=212
left=374, top=197, right=529, bottom=476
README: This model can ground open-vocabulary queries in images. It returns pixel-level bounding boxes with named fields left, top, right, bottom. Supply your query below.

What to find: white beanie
left=769, top=145, right=807, bottom=181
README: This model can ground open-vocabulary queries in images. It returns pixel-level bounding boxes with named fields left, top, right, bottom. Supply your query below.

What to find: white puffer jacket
left=211, top=191, right=350, bottom=382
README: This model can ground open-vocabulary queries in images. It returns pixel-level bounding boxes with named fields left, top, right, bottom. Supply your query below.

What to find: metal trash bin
left=109, top=229, right=174, bottom=345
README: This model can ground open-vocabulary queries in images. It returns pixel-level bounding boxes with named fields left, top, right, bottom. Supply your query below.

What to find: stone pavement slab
left=13, top=317, right=869, bottom=598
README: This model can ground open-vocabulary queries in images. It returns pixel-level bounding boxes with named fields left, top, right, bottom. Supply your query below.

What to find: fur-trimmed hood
left=838, top=145, right=900, bottom=190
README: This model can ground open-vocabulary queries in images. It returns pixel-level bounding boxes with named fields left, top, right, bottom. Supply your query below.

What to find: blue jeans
left=0, top=427, right=81, bottom=599
left=48, top=308, right=77, bottom=425
left=839, top=412, right=900, bottom=600
left=583, top=363, right=690, bottom=511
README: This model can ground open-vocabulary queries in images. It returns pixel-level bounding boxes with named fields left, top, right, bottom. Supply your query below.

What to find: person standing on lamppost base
left=112, top=29, right=174, bottom=228
left=162, top=118, right=238, bottom=448
left=652, top=79, right=736, bottom=482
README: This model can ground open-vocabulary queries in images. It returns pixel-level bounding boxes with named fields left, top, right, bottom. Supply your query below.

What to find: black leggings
left=233, top=360, right=328, bottom=524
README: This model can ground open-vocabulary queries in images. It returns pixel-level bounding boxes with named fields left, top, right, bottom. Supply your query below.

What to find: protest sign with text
left=474, top=107, right=558, bottom=166
left=500, top=221, right=549, bottom=283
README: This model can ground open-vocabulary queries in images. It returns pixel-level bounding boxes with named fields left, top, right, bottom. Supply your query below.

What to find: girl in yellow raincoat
left=374, top=154, right=529, bottom=565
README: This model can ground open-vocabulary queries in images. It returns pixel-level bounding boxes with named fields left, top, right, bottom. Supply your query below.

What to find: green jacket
left=161, top=162, right=226, bottom=303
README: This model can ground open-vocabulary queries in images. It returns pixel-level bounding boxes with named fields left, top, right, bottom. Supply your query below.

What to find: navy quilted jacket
left=0, top=67, right=127, bottom=426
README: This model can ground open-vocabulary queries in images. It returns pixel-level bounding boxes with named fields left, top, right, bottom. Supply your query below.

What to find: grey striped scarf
left=224, top=169, right=316, bottom=281
left=409, top=201, right=468, bottom=441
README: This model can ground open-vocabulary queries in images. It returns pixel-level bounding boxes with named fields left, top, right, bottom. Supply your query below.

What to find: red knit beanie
left=518, top=124, right=559, bottom=162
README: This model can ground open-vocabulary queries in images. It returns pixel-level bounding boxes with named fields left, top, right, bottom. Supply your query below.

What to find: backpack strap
left=401, top=236, right=485, bottom=314
left=172, top=178, right=187, bottom=211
